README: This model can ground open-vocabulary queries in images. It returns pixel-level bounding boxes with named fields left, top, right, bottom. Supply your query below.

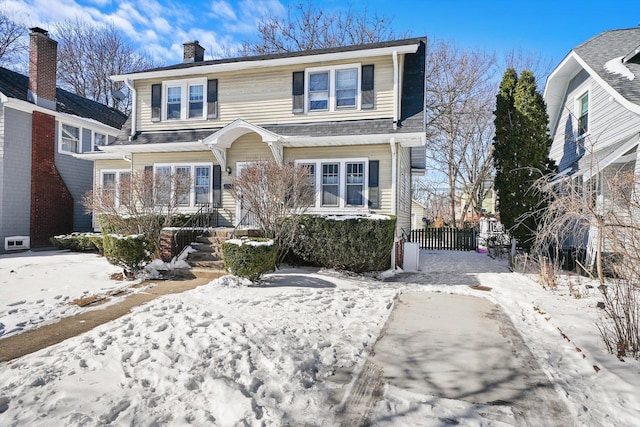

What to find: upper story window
left=577, top=92, right=589, bottom=137
left=61, top=124, right=80, bottom=153
left=162, top=79, right=207, bottom=121
left=152, top=78, right=218, bottom=122
left=94, top=132, right=107, bottom=151
left=305, top=64, right=361, bottom=113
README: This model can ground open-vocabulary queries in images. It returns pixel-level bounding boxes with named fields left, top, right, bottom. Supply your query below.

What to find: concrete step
left=172, top=267, right=227, bottom=280
left=188, top=251, right=222, bottom=262
left=188, top=259, right=226, bottom=269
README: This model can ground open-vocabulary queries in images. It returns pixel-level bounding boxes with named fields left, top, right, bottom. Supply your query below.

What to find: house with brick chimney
left=0, top=27, right=127, bottom=251
left=82, top=37, right=426, bottom=264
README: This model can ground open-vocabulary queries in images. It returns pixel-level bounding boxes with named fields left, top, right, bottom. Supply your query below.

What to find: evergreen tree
left=493, top=68, right=555, bottom=248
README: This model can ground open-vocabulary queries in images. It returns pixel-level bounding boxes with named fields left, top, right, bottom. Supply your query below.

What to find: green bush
left=292, top=215, right=396, bottom=272
left=50, top=233, right=103, bottom=253
left=103, top=234, right=151, bottom=279
left=221, top=238, right=277, bottom=283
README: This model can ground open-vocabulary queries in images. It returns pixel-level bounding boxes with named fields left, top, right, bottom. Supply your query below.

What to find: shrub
left=103, top=234, right=151, bottom=279
left=50, top=233, right=103, bottom=253
left=221, top=238, right=277, bottom=283
left=292, top=215, right=396, bottom=272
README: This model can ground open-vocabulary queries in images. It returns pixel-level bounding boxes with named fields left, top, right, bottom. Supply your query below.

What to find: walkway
left=0, top=274, right=222, bottom=362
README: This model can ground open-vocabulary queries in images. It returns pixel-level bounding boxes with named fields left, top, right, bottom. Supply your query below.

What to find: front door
left=235, top=162, right=254, bottom=228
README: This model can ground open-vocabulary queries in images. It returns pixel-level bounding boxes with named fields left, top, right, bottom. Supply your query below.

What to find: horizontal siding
left=550, top=69, right=640, bottom=172
left=396, top=146, right=411, bottom=236
left=0, top=107, right=32, bottom=249
left=136, top=56, right=395, bottom=133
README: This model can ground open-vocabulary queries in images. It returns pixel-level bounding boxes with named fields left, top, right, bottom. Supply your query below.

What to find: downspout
left=390, top=137, right=397, bottom=216
left=392, top=50, right=399, bottom=130
left=123, top=79, right=136, bottom=141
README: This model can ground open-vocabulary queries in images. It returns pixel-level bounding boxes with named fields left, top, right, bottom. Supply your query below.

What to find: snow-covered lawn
left=0, top=250, right=130, bottom=338
left=1, top=249, right=639, bottom=426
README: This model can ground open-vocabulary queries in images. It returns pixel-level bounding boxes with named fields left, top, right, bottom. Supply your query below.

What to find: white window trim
left=153, top=162, right=214, bottom=209
left=295, top=158, right=368, bottom=209
left=101, top=169, right=131, bottom=208
left=59, top=123, right=81, bottom=154
left=92, top=131, right=117, bottom=151
left=161, top=78, right=207, bottom=122
left=304, top=63, right=361, bottom=113
left=575, top=87, right=590, bottom=140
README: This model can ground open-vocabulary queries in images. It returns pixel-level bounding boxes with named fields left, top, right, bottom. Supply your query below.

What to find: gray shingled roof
left=574, top=28, right=640, bottom=106
left=0, top=67, right=128, bottom=129
left=141, top=37, right=426, bottom=74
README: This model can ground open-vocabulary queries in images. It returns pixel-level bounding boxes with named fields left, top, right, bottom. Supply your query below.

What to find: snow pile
left=322, top=213, right=391, bottom=221
left=0, top=251, right=129, bottom=338
left=605, top=56, right=635, bottom=80
left=224, top=238, right=274, bottom=247
left=0, top=271, right=396, bottom=425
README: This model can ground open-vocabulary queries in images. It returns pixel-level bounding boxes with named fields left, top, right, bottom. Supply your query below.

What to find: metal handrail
left=231, top=208, right=259, bottom=238
left=173, top=203, right=218, bottom=259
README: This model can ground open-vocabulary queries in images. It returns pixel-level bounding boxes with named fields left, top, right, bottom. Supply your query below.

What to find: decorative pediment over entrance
left=201, top=119, right=283, bottom=169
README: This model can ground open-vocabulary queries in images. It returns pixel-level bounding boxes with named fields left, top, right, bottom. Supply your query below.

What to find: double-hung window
left=153, top=163, right=213, bottom=208
left=101, top=170, right=131, bottom=208
left=322, top=163, right=340, bottom=206
left=188, top=84, right=204, bottom=118
left=94, top=132, right=107, bottom=151
left=309, top=72, right=330, bottom=111
left=162, top=79, right=207, bottom=121
left=306, top=64, right=360, bottom=112
left=297, top=158, right=368, bottom=209
left=336, top=69, right=357, bottom=108
left=61, top=124, right=80, bottom=153
left=577, top=92, right=589, bottom=137
left=345, top=162, right=365, bottom=206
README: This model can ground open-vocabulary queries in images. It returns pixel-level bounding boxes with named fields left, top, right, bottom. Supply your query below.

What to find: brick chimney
left=183, top=41, right=205, bottom=63
left=28, top=27, right=57, bottom=110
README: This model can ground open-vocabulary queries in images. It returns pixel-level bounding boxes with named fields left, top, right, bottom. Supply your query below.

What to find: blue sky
left=7, top=0, right=640, bottom=71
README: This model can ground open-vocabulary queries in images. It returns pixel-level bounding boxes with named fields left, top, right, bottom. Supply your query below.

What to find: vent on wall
left=5, top=236, right=30, bottom=251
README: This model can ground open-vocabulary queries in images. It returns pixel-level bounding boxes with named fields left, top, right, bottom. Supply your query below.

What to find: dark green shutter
left=292, top=71, right=304, bottom=113
left=207, top=79, right=218, bottom=119
left=368, top=160, right=379, bottom=208
left=151, top=84, right=161, bottom=121
left=361, top=64, right=374, bottom=109
left=213, top=165, right=222, bottom=206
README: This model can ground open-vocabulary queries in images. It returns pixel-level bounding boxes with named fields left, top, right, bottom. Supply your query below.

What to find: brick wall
left=28, top=28, right=57, bottom=105
left=30, top=111, right=73, bottom=246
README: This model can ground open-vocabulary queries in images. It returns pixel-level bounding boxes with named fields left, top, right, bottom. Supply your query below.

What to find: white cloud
left=210, top=0, right=237, bottom=21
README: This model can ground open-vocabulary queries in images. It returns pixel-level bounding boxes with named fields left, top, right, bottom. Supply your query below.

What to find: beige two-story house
left=81, top=37, right=426, bottom=239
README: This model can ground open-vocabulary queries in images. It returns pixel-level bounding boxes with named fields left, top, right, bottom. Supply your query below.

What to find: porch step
left=189, top=259, right=226, bottom=269
left=188, top=251, right=223, bottom=262
left=173, top=267, right=227, bottom=280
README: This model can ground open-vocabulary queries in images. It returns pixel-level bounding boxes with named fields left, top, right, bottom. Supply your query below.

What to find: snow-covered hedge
left=103, top=234, right=151, bottom=279
left=221, top=238, right=276, bottom=283
left=50, top=232, right=104, bottom=253
left=292, top=214, right=396, bottom=272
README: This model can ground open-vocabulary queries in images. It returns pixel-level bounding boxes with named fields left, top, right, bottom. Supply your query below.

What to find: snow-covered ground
left=0, top=251, right=130, bottom=338
left=0, top=249, right=639, bottom=426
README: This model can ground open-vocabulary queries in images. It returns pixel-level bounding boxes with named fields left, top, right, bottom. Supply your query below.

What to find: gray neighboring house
left=0, top=28, right=127, bottom=252
left=544, top=27, right=640, bottom=260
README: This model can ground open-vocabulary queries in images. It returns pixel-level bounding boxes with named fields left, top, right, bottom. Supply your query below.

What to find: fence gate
left=410, top=228, right=477, bottom=251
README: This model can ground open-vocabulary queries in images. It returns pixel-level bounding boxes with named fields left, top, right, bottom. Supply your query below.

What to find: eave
left=111, top=44, right=420, bottom=82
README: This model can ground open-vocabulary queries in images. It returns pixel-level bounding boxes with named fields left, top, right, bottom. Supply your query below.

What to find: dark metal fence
left=410, top=227, right=477, bottom=251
